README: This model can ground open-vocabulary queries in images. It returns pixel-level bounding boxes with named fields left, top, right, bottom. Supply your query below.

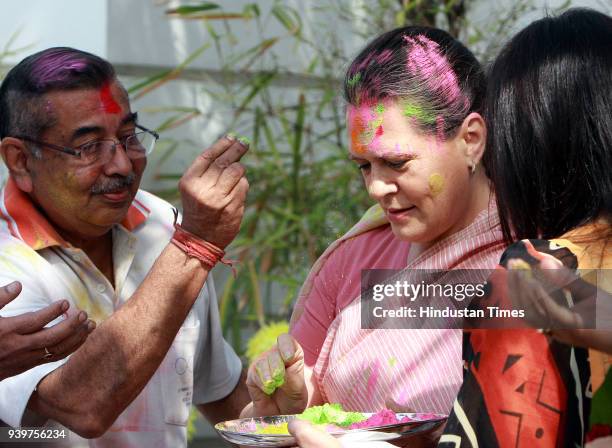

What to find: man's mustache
left=91, top=173, right=136, bottom=194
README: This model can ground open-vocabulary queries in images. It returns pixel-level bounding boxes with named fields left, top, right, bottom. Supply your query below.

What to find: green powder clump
left=261, top=372, right=284, bottom=395
left=297, top=403, right=366, bottom=427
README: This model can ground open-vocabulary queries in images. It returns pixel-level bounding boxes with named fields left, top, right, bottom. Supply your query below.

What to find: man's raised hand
left=179, top=135, right=250, bottom=249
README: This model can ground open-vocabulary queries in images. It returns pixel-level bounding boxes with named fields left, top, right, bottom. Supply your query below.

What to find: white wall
left=0, top=0, right=107, bottom=61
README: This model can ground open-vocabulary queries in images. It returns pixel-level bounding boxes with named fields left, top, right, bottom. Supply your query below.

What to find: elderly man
left=0, top=47, right=250, bottom=446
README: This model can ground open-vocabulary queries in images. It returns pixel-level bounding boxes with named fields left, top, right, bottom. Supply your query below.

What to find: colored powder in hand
left=255, top=422, right=289, bottom=435
left=349, top=409, right=412, bottom=429
left=261, top=372, right=284, bottom=395
left=297, top=403, right=366, bottom=427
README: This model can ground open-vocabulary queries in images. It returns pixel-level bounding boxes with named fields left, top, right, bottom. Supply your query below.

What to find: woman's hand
left=507, top=252, right=612, bottom=353
left=245, top=333, right=309, bottom=416
left=288, top=420, right=342, bottom=447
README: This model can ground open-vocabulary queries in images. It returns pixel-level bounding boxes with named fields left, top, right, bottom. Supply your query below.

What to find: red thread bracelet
left=170, top=208, right=236, bottom=273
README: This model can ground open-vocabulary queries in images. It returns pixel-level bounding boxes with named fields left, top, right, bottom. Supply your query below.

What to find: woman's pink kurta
left=291, top=205, right=505, bottom=413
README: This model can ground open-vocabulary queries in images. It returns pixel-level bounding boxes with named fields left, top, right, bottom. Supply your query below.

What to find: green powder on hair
left=401, top=100, right=436, bottom=125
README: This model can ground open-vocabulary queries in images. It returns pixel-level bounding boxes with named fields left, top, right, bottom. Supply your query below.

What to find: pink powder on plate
left=349, top=409, right=435, bottom=429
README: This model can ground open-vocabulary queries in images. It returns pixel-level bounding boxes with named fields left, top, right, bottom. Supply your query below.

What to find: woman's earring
left=469, top=162, right=477, bottom=174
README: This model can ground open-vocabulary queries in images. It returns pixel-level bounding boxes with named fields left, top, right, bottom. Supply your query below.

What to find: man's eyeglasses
left=16, top=124, right=159, bottom=166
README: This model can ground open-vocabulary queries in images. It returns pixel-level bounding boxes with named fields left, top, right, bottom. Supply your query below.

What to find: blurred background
left=0, top=0, right=610, bottom=445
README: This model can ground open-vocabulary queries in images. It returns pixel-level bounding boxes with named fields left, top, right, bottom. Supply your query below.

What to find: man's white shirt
left=0, top=182, right=242, bottom=447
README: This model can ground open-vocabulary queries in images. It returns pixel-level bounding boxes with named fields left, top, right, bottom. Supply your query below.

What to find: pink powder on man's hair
left=31, top=54, right=88, bottom=88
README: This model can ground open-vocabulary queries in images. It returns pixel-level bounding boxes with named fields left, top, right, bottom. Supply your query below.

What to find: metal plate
left=215, top=412, right=447, bottom=447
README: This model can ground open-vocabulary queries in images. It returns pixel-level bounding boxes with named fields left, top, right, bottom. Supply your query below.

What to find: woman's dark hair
left=343, top=26, right=485, bottom=139
left=0, top=47, right=116, bottom=142
left=482, top=8, right=612, bottom=243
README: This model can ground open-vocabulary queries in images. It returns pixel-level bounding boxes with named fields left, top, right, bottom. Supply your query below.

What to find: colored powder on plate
left=298, top=403, right=366, bottom=427
left=255, top=422, right=289, bottom=435
left=414, top=413, right=439, bottom=420
left=242, top=420, right=257, bottom=432
left=349, top=409, right=412, bottom=429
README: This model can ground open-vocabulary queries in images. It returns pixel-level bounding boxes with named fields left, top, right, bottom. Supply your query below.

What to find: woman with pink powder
left=244, top=9, right=606, bottom=448
left=241, top=26, right=505, bottom=430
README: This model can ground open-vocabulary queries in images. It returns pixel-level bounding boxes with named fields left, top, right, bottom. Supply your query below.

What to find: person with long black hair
left=440, top=8, right=611, bottom=447
left=287, top=7, right=611, bottom=448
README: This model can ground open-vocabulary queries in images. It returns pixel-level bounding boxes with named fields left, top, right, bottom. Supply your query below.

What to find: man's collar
left=0, top=177, right=150, bottom=251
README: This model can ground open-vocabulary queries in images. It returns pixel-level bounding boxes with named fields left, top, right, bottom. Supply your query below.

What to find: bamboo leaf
left=248, top=261, right=265, bottom=327
left=219, top=273, right=237, bottom=332
left=155, top=173, right=183, bottom=181
left=166, top=3, right=219, bottom=16
left=261, top=117, right=280, bottom=158
left=155, top=111, right=201, bottom=132
left=272, top=4, right=302, bottom=36
left=171, top=13, right=251, bottom=20
left=225, top=37, right=280, bottom=70
left=129, top=42, right=211, bottom=99
left=155, top=141, right=179, bottom=167
left=291, top=94, right=306, bottom=205
left=127, top=69, right=173, bottom=95
left=306, top=55, right=319, bottom=75
left=235, top=72, right=277, bottom=116
left=243, top=3, right=260, bottom=18
left=253, top=106, right=263, bottom=150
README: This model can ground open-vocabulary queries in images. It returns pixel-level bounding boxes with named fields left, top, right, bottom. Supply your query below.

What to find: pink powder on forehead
left=404, top=35, right=461, bottom=103
left=100, top=82, right=121, bottom=114
left=348, top=103, right=386, bottom=154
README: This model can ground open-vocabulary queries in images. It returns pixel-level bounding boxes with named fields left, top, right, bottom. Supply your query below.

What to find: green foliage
left=325, top=0, right=576, bottom=62
left=187, top=407, right=198, bottom=442
left=245, top=321, right=290, bottom=363
left=130, top=0, right=373, bottom=354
